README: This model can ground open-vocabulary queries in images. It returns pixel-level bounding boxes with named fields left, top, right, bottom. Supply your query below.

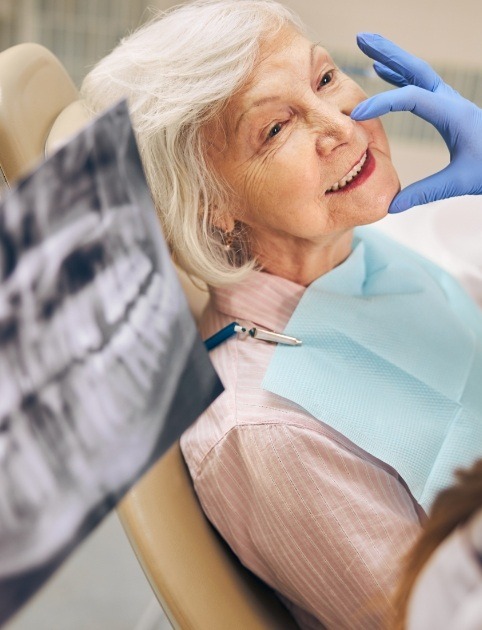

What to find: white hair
left=80, top=0, right=304, bottom=286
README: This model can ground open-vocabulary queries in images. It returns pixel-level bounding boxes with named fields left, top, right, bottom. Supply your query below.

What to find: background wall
left=281, top=0, right=482, bottom=68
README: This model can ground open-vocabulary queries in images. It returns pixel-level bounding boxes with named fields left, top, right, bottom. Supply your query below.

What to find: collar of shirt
left=207, top=231, right=369, bottom=332
left=208, top=270, right=306, bottom=333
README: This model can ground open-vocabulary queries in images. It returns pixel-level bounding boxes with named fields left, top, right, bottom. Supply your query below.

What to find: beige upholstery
left=0, top=43, right=80, bottom=184
left=46, top=100, right=92, bottom=154
left=0, top=42, right=296, bottom=628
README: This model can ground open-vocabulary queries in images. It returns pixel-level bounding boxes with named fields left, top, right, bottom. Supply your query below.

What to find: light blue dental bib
left=262, top=228, right=482, bottom=511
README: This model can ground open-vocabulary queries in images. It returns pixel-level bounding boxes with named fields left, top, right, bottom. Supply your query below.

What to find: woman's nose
left=312, top=104, right=356, bottom=156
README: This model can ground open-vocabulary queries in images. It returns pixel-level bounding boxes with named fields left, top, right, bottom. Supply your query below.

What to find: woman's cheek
left=240, top=150, right=279, bottom=208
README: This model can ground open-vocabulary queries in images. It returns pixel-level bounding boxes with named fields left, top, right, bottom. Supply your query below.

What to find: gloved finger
left=351, top=85, right=453, bottom=143
left=351, top=85, right=425, bottom=119
left=356, top=32, right=443, bottom=92
left=388, top=165, right=458, bottom=213
left=373, top=61, right=409, bottom=88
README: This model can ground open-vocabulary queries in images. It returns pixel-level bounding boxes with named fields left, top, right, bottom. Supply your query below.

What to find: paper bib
left=263, top=228, right=482, bottom=510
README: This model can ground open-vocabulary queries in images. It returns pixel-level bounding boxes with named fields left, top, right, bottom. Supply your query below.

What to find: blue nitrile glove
left=351, top=32, right=482, bottom=213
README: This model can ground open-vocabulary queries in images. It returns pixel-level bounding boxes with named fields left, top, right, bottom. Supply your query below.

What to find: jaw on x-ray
left=0, top=100, right=222, bottom=625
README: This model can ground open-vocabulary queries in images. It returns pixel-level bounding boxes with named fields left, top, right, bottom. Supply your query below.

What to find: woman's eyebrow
left=234, top=42, right=318, bottom=135
left=234, top=95, right=282, bottom=135
left=311, top=42, right=319, bottom=66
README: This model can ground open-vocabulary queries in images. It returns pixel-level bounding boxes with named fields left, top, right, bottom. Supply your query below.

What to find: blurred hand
left=351, top=32, right=482, bottom=213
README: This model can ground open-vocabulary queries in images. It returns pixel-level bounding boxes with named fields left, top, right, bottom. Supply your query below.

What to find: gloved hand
left=351, top=32, right=482, bottom=213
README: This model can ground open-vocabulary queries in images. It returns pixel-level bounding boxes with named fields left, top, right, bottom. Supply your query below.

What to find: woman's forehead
left=247, top=28, right=316, bottom=86
left=232, top=30, right=328, bottom=109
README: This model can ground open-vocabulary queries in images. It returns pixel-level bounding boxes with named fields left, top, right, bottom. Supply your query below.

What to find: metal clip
left=249, top=327, right=302, bottom=346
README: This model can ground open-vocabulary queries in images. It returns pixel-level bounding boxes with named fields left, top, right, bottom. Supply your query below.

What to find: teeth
left=327, top=151, right=367, bottom=193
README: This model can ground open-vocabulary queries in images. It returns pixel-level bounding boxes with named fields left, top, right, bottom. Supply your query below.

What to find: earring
left=224, top=230, right=234, bottom=251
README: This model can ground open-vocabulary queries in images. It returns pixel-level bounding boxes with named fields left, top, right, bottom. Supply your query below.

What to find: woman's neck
left=255, top=229, right=354, bottom=287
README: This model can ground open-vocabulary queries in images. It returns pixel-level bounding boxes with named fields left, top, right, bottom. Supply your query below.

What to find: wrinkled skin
left=207, top=27, right=400, bottom=285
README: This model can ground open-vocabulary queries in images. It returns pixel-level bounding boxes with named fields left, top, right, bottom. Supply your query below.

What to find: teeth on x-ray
left=0, top=164, right=181, bottom=540
left=0, top=107, right=222, bottom=619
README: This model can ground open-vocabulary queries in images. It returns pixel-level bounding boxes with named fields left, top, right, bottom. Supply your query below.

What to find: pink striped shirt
left=180, top=270, right=423, bottom=629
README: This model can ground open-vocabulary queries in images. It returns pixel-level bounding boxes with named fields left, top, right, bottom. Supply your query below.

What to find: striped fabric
left=181, top=270, right=423, bottom=629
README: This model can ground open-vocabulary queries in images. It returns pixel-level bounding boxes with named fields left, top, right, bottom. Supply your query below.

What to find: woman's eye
left=318, top=70, right=334, bottom=89
left=267, top=122, right=283, bottom=140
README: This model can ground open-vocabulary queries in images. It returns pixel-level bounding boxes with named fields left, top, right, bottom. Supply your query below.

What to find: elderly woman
left=81, top=1, right=482, bottom=628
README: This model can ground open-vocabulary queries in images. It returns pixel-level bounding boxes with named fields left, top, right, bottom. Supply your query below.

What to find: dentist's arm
left=351, top=33, right=482, bottom=213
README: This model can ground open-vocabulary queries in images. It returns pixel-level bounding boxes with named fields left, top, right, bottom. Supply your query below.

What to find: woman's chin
left=368, top=210, right=389, bottom=226
left=368, top=198, right=392, bottom=223
left=330, top=167, right=400, bottom=229
left=362, top=184, right=400, bottom=225
left=350, top=197, right=392, bottom=227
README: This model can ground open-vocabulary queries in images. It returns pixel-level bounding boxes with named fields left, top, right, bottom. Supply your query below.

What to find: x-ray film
left=0, top=100, right=223, bottom=625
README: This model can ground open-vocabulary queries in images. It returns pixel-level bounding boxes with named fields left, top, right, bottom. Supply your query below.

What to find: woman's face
left=207, top=27, right=400, bottom=282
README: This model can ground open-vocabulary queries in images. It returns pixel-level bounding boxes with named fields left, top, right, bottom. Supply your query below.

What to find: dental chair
left=0, top=42, right=298, bottom=629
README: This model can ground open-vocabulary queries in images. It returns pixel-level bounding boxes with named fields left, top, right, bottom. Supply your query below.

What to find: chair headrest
left=0, top=42, right=80, bottom=184
left=45, top=99, right=92, bottom=156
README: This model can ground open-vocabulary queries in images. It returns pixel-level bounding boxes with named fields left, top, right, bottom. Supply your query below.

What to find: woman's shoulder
left=180, top=372, right=325, bottom=480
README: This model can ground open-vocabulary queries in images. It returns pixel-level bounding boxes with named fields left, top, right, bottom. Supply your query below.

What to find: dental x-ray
left=0, top=100, right=223, bottom=626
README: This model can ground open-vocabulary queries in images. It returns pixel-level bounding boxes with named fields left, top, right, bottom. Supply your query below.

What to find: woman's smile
left=326, top=149, right=374, bottom=193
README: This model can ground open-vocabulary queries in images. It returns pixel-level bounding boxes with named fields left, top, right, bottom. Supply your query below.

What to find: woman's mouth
left=326, top=150, right=374, bottom=194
